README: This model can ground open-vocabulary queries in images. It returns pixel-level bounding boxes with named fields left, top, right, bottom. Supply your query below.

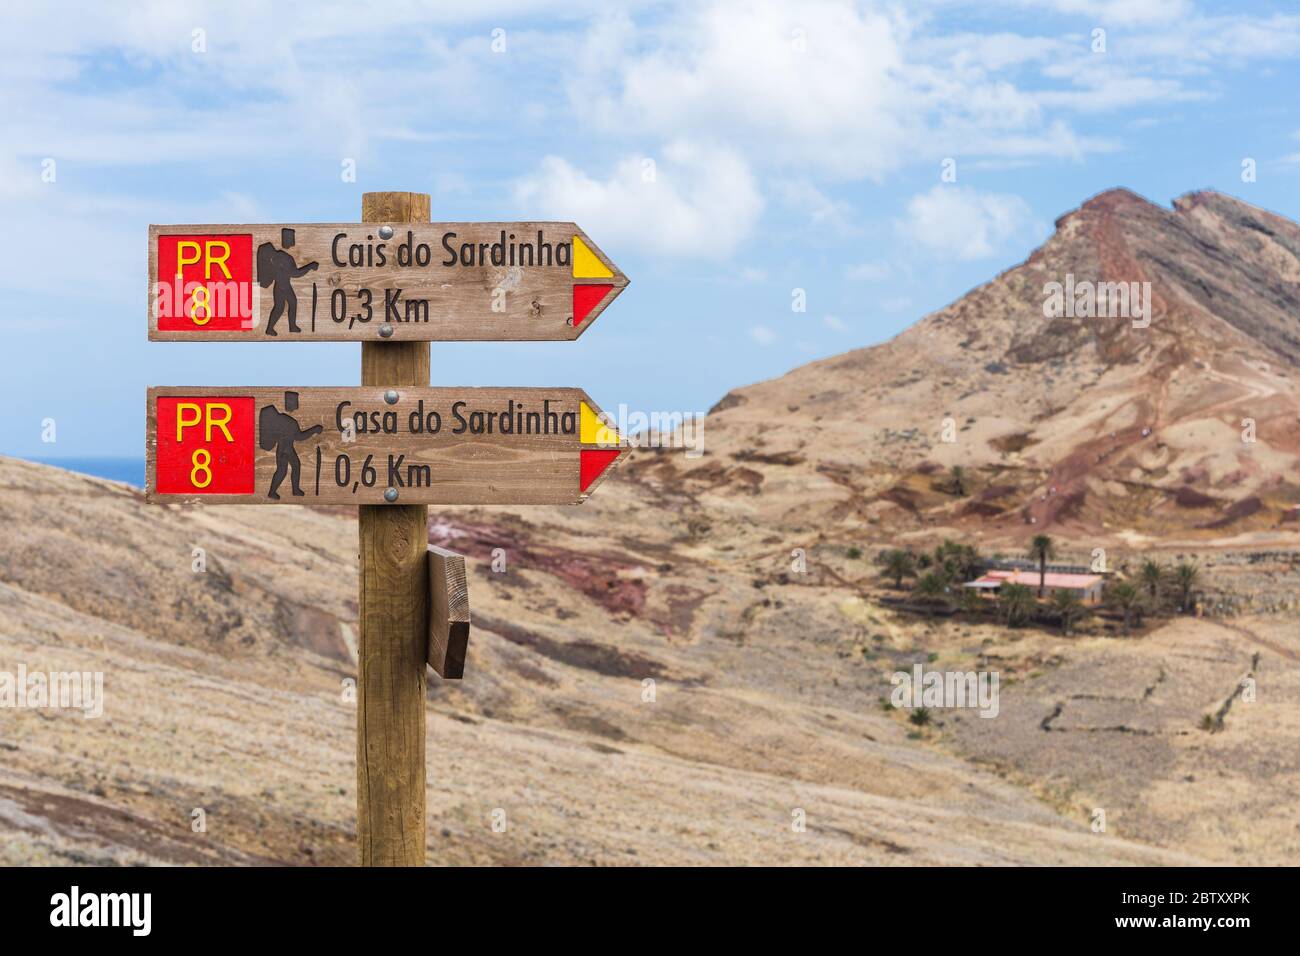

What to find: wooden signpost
left=145, top=387, right=627, bottom=505
left=147, top=221, right=627, bottom=341
left=144, top=192, right=629, bottom=866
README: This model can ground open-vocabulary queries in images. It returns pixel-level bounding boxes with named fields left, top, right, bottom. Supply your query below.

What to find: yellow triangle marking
left=580, top=401, right=620, bottom=445
left=572, top=235, right=613, bottom=279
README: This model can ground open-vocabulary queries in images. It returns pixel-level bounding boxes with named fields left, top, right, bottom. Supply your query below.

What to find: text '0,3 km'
left=145, top=387, right=627, bottom=506
left=147, top=223, right=628, bottom=342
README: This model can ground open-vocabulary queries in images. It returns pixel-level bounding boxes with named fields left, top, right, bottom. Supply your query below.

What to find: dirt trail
left=1206, top=618, right=1298, bottom=661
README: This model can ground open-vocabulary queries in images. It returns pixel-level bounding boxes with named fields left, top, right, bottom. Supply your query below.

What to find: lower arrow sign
left=146, top=386, right=627, bottom=505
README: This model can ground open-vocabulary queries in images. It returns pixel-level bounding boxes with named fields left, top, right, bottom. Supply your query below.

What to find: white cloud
left=0, top=2, right=609, bottom=177
left=513, top=141, right=763, bottom=258
left=6, top=2, right=1300, bottom=192
left=776, top=180, right=857, bottom=234
left=1026, top=0, right=1192, bottom=26
left=898, top=185, right=1038, bottom=261
left=571, top=0, right=1295, bottom=181
left=823, top=315, right=850, bottom=332
left=580, top=0, right=915, bottom=180
left=4, top=0, right=1300, bottom=271
left=1125, top=13, right=1300, bottom=62
left=750, top=325, right=778, bottom=345
left=916, top=31, right=1067, bottom=73
left=845, top=259, right=891, bottom=281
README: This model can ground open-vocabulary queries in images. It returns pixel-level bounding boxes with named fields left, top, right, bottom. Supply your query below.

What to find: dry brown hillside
left=0, top=457, right=1211, bottom=866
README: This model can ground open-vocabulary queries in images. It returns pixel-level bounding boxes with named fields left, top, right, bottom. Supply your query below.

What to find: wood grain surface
left=147, top=220, right=627, bottom=342
left=145, top=386, right=627, bottom=505
left=426, top=545, right=470, bottom=680
left=357, top=191, right=429, bottom=868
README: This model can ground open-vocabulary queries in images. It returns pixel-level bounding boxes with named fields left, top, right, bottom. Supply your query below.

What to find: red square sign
left=156, top=234, right=254, bottom=331
left=155, top=397, right=256, bottom=494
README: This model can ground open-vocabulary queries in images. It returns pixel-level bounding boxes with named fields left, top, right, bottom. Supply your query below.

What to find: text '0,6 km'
left=146, top=387, right=627, bottom=506
left=147, top=223, right=628, bottom=341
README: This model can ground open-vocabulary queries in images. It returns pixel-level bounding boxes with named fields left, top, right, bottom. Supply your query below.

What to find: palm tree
left=959, top=585, right=986, bottom=617
left=999, top=582, right=1036, bottom=627
left=913, top=572, right=949, bottom=616
left=1107, top=582, right=1143, bottom=635
left=1050, top=589, right=1087, bottom=636
left=955, top=543, right=983, bottom=581
left=932, top=540, right=957, bottom=582
left=880, top=549, right=916, bottom=589
left=1138, top=559, right=1164, bottom=609
left=949, top=465, right=968, bottom=496
left=933, top=539, right=983, bottom=583
left=1173, top=562, right=1200, bottom=613
left=1028, top=534, right=1056, bottom=597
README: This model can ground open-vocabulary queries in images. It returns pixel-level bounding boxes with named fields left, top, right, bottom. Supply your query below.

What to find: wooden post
left=357, top=191, right=431, bottom=866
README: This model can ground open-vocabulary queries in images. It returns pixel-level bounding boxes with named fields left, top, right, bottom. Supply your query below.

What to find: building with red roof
left=963, top=569, right=1105, bottom=603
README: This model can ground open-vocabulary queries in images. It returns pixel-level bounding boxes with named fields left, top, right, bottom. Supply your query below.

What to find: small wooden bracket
left=427, top=545, right=470, bottom=679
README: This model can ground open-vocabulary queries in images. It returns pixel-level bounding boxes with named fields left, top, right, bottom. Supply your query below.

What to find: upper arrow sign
left=147, top=222, right=628, bottom=342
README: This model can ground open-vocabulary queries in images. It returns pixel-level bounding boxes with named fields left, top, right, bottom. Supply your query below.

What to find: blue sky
left=4, top=0, right=1300, bottom=457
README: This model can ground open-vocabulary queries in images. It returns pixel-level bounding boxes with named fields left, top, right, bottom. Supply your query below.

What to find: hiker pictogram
left=258, top=391, right=323, bottom=498
left=257, top=228, right=319, bottom=336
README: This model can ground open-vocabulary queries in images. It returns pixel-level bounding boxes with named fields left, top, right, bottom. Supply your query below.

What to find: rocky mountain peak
left=679, top=188, right=1300, bottom=540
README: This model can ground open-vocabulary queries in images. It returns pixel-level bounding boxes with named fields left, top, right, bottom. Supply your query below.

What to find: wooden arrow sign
left=147, top=223, right=627, bottom=341
left=145, top=386, right=627, bottom=505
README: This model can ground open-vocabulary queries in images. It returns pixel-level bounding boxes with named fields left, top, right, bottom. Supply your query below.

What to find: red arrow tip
left=580, top=448, right=621, bottom=492
left=573, top=284, right=614, bottom=328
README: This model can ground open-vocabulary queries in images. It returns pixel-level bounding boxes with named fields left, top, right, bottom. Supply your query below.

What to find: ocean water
left=28, top=457, right=145, bottom=487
